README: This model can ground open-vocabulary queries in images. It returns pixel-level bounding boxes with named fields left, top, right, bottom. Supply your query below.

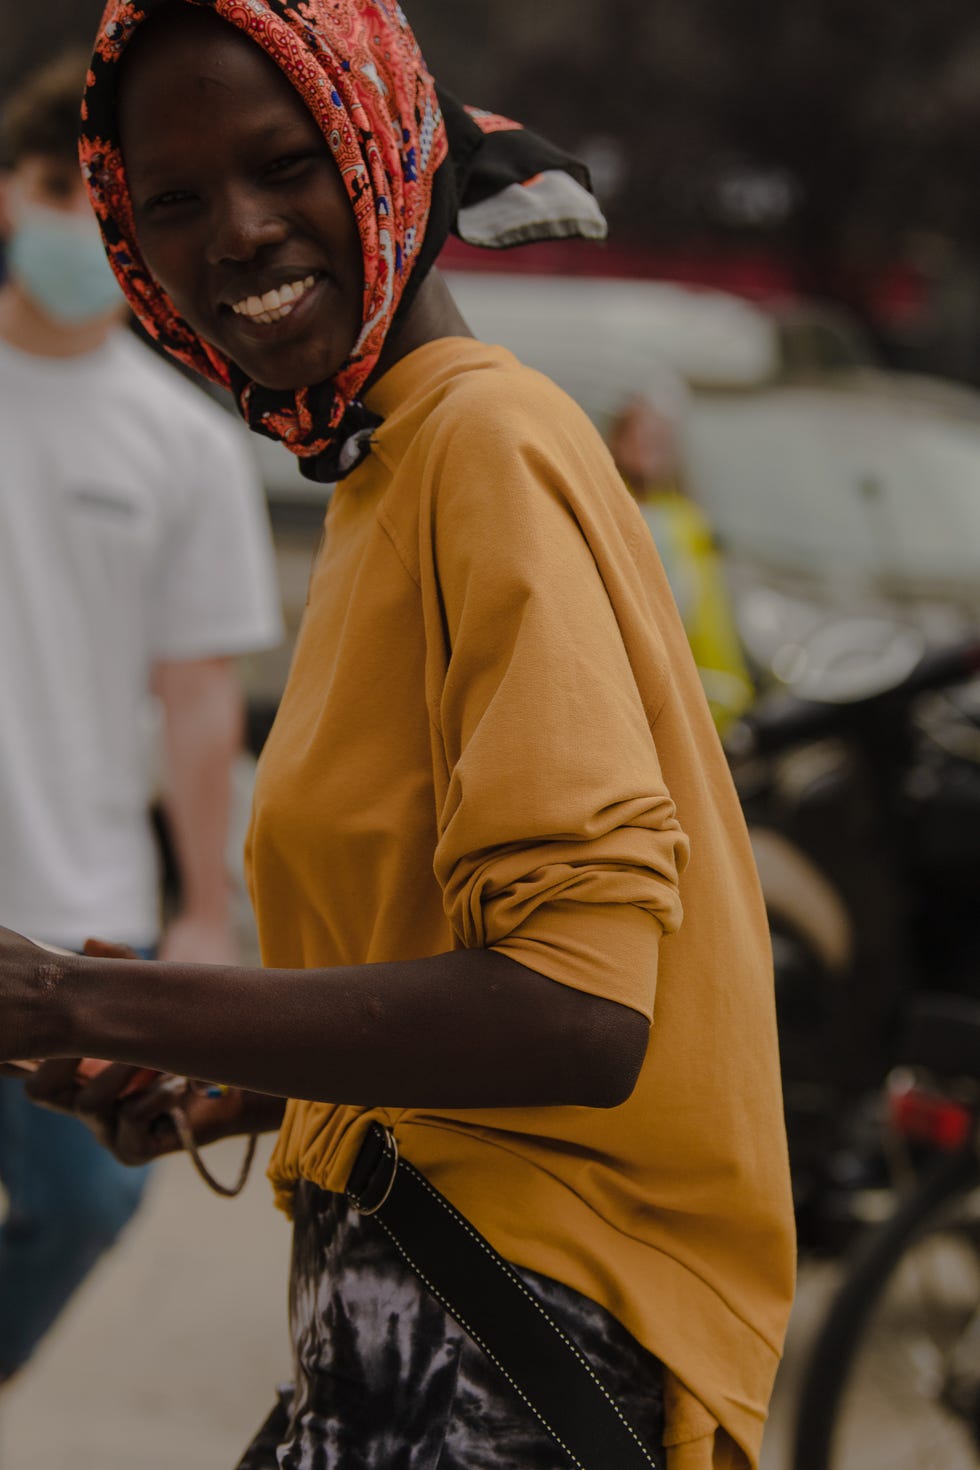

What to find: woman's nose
left=205, top=187, right=288, bottom=264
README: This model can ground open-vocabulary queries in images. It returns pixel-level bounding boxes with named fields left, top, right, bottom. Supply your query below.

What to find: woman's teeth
left=231, top=275, right=317, bottom=325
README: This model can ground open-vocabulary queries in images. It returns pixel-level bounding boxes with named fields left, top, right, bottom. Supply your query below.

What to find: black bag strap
left=346, top=1123, right=662, bottom=1470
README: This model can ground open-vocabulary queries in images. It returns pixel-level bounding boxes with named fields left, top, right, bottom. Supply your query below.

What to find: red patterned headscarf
left=81, top=0, right=606, bottom=480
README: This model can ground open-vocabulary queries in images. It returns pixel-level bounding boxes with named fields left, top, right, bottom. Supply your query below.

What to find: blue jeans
left=0, top=946, right=154, bottom=1376
left=0, top=1080, right=151, bottom=1375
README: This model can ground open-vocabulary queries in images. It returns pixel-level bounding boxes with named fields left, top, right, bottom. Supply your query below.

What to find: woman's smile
left=227, top=273, right=321, bottom=326
left=218, top=270, right=333, bottom=349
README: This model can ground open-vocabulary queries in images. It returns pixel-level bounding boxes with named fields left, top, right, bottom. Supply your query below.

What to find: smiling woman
left=81, top=0, right=606, bottom=477
left=117, top=7, right=365, bottom=391
left=0, top=1, right=795, bottom=1467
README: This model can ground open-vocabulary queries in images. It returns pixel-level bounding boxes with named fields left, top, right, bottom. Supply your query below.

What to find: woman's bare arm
left=3, top=932, right=648, bottom=1111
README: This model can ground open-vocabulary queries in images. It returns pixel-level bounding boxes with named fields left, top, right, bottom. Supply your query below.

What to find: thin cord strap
left=169, top=1105, right=259, bottom=1199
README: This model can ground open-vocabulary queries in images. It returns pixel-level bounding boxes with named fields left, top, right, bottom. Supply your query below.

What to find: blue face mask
left=6, top=205, right=122, bottom=325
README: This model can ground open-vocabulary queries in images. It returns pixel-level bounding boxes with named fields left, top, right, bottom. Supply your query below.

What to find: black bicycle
left=728, top=630, right=980, bottom=1252
left=792, top=993, right=980, bottom=1469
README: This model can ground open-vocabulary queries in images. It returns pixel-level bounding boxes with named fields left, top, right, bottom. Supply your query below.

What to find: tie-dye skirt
left=237, top=1180, right=664, bottom=1469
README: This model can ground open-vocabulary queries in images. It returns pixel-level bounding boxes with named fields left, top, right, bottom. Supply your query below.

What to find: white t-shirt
left=0, top=330, right=283, bottom=947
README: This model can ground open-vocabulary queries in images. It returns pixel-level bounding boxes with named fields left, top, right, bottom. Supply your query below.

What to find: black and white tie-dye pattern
left=237, top=1181, right=664, bottom=1469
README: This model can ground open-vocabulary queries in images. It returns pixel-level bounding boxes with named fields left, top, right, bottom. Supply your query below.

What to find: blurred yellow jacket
left=638, top=489, right=754, bottom=737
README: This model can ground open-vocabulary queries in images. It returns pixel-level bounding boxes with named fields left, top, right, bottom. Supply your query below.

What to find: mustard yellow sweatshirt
left=246, top=337, right=795, bottom=1469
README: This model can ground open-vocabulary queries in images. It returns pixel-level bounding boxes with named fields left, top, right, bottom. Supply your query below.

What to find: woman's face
left=118, top=9, right=364, bottom=391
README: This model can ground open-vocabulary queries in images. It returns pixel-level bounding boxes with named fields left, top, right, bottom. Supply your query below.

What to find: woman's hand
left=23, top=1059, right=271, bottom=1166
left=23, top=1057, right=182, bottom=1163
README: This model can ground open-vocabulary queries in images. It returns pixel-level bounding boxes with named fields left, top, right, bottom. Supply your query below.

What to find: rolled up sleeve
left=429, top=416, right=689, bottom=1019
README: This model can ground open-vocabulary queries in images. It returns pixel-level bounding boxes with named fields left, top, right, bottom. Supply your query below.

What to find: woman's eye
left=143, top=189, right=195, bottom=213
left=265, top=153, right=316, bottom=181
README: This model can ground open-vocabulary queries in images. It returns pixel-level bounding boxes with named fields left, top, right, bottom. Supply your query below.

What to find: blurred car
left=445, top=269, right=780, bottom=407
left=684, top=383, right=980, bottom=674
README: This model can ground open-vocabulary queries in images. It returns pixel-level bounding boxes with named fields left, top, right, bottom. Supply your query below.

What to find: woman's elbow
left=571, top=998, right=650, bottom=1109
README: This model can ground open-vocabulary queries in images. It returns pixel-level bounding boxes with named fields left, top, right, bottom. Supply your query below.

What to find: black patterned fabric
left=236, top=1181, right=664, bottom=1469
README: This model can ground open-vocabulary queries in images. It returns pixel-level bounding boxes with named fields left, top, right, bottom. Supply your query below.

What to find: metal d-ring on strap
left=345, top=1122, right=663, bottom=1470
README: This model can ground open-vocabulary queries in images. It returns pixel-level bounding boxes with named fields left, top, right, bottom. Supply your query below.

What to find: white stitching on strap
left=374, top=1215, right=586, bottom=1470
left=399, top=1159, right=659, bottom=1466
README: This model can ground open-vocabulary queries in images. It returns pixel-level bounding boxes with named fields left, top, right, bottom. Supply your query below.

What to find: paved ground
left=0, top=1139, right=292, bottom=1469
left=0, top=1130, right=838, bottom=1469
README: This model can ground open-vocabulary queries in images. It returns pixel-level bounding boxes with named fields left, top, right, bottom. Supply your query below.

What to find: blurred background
left=3, top=3, right=980, bottom=1468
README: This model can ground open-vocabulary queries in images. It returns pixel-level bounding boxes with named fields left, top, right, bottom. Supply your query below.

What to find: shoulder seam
left=375, top=503, right=421, bottom=589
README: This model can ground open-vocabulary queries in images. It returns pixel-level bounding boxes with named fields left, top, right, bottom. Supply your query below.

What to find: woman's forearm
left=34, top=946, right=648, bottom=1110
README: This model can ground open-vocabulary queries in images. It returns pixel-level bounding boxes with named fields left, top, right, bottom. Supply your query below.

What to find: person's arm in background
left=140, top=384, right=283, bottom=965
left=152, top=655, right=245, bottom=965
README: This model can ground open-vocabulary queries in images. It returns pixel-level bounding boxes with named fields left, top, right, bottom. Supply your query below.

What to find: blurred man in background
left=608, top=388, right=755, bottom=737
left=0, top=50, right=282, bottom=1386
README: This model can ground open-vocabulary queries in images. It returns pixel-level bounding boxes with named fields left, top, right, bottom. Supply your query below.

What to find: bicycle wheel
left=793, top=1142, right=980, bottom=1470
